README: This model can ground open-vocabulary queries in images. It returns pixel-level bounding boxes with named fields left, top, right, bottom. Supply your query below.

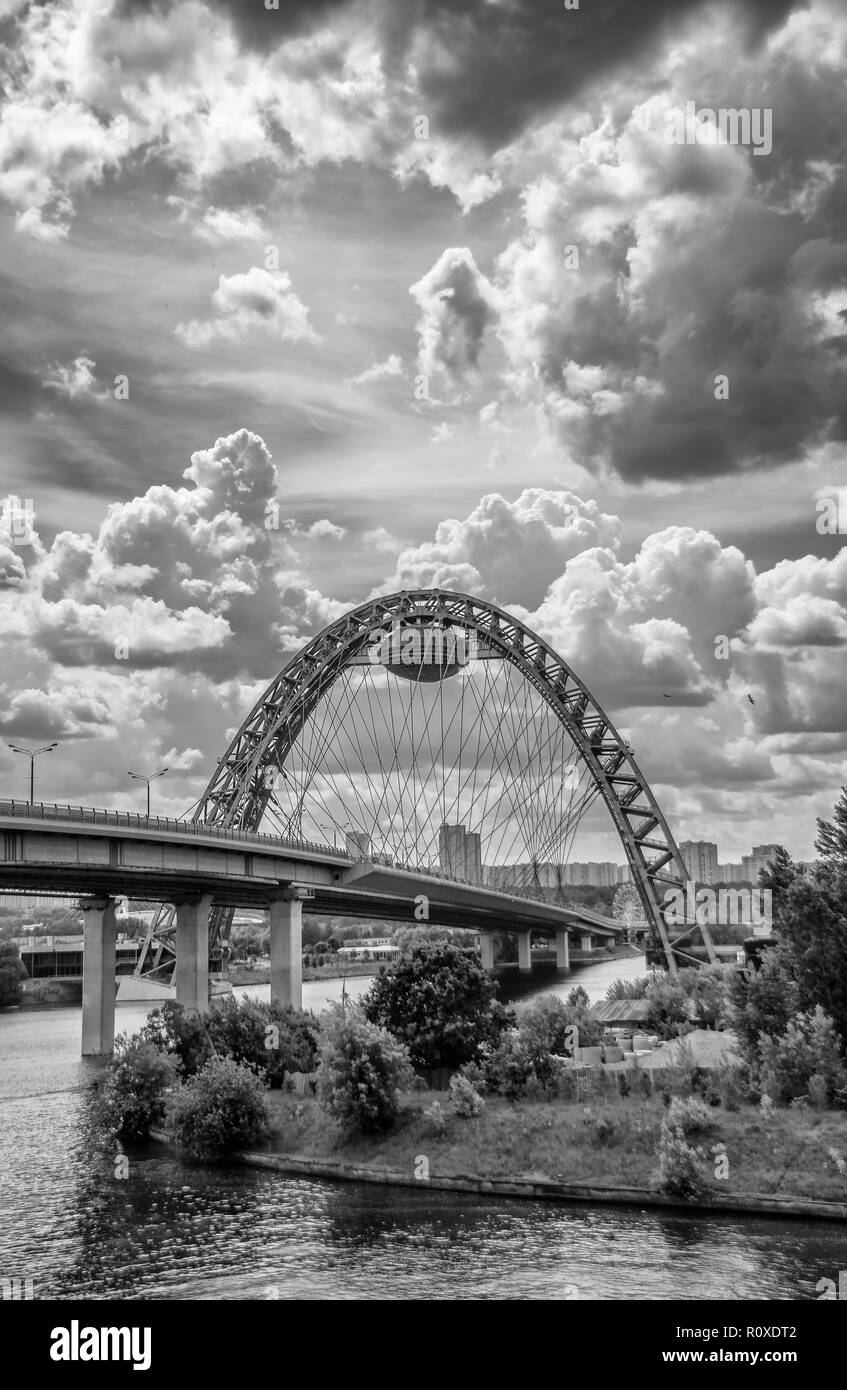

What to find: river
left=1, top=955, right=845, bottom=1300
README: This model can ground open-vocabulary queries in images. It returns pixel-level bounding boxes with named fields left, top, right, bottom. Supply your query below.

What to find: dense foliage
left=0, top=942, right=27, bottom=1006
left=166, top=1056, right=269, bottom=1162
left=316, top=1006, right=414, bottom=1136
left=92, top=1032, right=180, bottom=1142
left=361, top=942, right=511, bottom=1071
left=138, top=997, right=318, bottom=1085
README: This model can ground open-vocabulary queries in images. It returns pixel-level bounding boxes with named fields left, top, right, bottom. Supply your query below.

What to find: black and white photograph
left=1, top=0, right=846, bottom=1336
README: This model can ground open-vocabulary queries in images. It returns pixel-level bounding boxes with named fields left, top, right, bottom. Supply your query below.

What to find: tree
left=361, top=942, right=511, bottom=1071
left=0, top=942, right=27, bottom=1006
left=775, top=864, right=847, bottom=1047
left=316, top=1006, right=414, bottom=1136
left=815, top=785, right=847, bottom=867
left=729, top=947, right=799, bottom=1067
left=606, top=976, right=651, bottom=1001
left=758, top=1008, right=847, bottom=1105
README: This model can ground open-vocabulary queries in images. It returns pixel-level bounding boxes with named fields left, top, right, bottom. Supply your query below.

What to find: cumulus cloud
left=176, top=266, right=319, bottom=348
left=381, top=488, right=620, bottom=609
left=303, top=519, right=347, bottom=540
left=0, top=428, right=340, bottom=681
left=489, top=5, right=847, bottom=480
left=409, top=248, right=498, bottom=402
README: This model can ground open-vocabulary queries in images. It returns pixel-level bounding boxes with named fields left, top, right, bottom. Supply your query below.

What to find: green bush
left=477, top=1030, right=536, bottom=1098
left=92, top=1033, right=181, bottom=1142
left=448, top=1072, right=484, bottom=1118
left=166, top=1056, right=269, bottom=1162
left=666, top=1095, right=714, bottom=1135
left=361, top=942, right=511, bottom=1071
left=316, top=1006, right=414, bottom=1137
left=207, top=997, right=318, bottom=1087
left=657, top=1119, right=704, bottom=1198
left=758, top=1007, right=847, bottom=1106
left=139, top=1001, right=213, bottom=1075
left=0, top=942, right=27, bottom=1006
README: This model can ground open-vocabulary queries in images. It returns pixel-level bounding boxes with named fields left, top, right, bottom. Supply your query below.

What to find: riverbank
left=244, top=1090, right=847, bottom=1215
left=226, top=960, right=378, bottom=986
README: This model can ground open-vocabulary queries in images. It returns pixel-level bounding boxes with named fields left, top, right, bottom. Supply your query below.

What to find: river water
left=1, top=956, right=845, bottom=1300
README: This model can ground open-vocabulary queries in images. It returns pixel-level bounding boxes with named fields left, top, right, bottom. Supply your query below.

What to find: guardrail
left=0, top=798, right=352, bottom=861
left=0, top=797, right=622, bottom=922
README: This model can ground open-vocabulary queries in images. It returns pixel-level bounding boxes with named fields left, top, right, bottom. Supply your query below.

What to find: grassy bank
left=260, top=1091, right=847, bottom=1205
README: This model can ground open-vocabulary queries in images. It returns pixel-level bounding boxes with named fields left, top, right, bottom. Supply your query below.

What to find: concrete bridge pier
left=270, top=891, right=303, bottom=1009
left=555, top=928, right=570, bottom=970
left=479, top=932, right=495, bottom=972
left=81, top=896, right=117, bottom=1057
left=175, top=894, right=213, bottom=1013
left=517, top=931, right=532, bottom=973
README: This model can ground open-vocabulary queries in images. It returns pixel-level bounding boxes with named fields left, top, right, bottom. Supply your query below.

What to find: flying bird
left=747, top=693, right=755, bottom=705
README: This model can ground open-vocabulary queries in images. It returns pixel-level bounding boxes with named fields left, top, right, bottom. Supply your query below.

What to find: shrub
left=167, top=1056, right=269, bottom=1162
left=657, top=1120, right=704, bottom=1198
left=514, top=993, right=599, bottom=1082
left=139, top=1001, right=213, bottom=1075
left=361, top=943, right=511, bottom=1071
left=92, top=1033, right=181, bottom=1142
left=605, top=976, right=651, bottom=1001
left=594, top=1114, right=618, bottom=1146
left=423, top=1099, right=447, bottom=1136
left=0, top=942, right=27, bottom=1006
left=757, top=1007, right=847, bottom=1106
left=448, top=1072, right=484, bottom=1118
left=478, top=1030, right=535, bottom=1098
left=729, top=948, right=799, bottom=1068
left=316, top=1006, right=414, bottom=1137
left=667, top=1095, right=714, bottom=1136
left=207, top=997, right=318, bottom=1087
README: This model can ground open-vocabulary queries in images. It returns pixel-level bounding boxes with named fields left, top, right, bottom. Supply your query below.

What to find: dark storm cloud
left=113, top=0, right=804, bottom=150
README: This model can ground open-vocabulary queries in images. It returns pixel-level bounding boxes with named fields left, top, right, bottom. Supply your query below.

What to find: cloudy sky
left=0, top=0, right=845, bottom=862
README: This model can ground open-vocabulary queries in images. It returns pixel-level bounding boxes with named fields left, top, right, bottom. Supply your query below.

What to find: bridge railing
left=0, top=797, right=622, bottom=922
left=0, top=798, right=354, bottom=862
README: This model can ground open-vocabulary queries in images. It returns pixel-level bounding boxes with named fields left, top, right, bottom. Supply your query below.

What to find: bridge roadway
left=0, top=799, right=620, bottom=1055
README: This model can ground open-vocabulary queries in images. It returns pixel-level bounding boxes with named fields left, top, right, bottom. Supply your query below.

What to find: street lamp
left=8, top=741, right=58, bottom=805
left=127, top=767, right=168, bottom=818
left=318, top=821, right=338, bottom=849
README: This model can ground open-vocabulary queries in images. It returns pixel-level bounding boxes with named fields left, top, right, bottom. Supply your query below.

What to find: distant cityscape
left=344, top=825, right=795, bottom=890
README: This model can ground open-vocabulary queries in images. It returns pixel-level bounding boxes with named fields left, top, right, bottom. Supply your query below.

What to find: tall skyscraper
left=438, top=823, right=483, bottom=883
left=679, top=840, right=719, bottom=884
left=345, top=830, right=371, bottom=859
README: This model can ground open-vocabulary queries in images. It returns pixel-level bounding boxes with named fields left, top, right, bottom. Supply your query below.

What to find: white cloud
left=350, top=353, right=404, bottom=385
left=41, top=353, right=101, bottom=399
left=409, top=248, right=498, bottom=403
left=176, top=266, right=319, bottom=348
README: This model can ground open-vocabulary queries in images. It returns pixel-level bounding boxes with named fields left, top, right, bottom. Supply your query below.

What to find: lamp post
left=8, top=741, right=58, bottom=805
left=127, top=767, right=168, bottom=818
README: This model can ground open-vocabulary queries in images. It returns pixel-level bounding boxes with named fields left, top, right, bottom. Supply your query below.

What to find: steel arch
left=193, top=589, right=715, bottom=974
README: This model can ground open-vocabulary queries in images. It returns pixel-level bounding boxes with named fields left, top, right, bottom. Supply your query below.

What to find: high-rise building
left=345, top=830, right=371, bottom=859
left=679, top=840, right=719, bottom=884
left=742, top=844, right=781, bottom=883
left=438, top=823, right=483, bottom=883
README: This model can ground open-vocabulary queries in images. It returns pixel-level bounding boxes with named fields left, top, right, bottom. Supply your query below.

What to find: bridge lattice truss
left=190, top=589, right=715, bottom=973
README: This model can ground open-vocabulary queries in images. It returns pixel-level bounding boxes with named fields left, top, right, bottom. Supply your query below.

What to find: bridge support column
left=518, top=932, right=532, bottom=973
left=81, top=897, right=117, bottom=1057
left=555, top=928, right=570, bottom=970
left=579, top=933, right=593, bottom=952
left=479, top=933, right=494, bottom=971
left=270, top=892, right=302, bottom=1009
left=175, top=895, right=213, bottom=1013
